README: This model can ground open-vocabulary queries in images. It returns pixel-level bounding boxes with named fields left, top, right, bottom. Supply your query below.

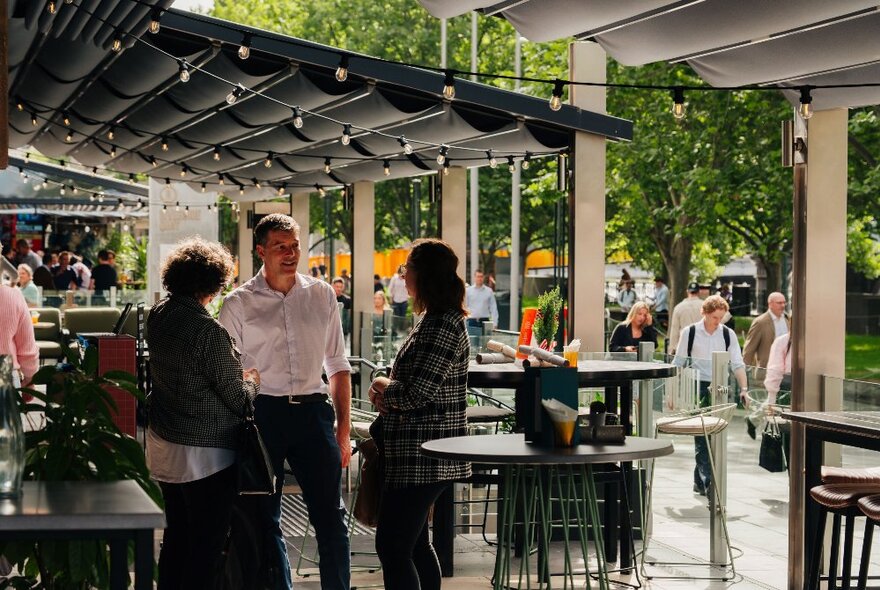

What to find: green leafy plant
left=1, top=344, right=161, bottom=589
left=532, top=286, right=563, bottom=350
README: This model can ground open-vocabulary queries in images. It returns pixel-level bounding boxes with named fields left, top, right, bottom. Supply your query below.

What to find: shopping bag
left=758, top=418, right=788, bottom=473
left=353, top=438, right=384, bottom=527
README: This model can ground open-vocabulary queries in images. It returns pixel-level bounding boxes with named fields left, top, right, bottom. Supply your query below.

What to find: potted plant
left=0, top=344, right=161, bottom=589
left=532, top=286, right=563, bottom=351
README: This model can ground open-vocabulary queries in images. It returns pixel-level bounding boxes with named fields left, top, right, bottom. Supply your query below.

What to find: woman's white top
left=147, top=428, right=235, bottom=484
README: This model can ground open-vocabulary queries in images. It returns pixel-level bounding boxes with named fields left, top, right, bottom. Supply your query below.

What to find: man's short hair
left=15, top=238, right=29, bottom=249
left=331, top=277, right=344, bottom=285
left=97, top=249, right=115, bottom=261
left=702, top=294, right=729, bottom=315
left=42, top=252, right=53, bottom=265
left=254, top=214, right=300, bottom=247
left=687, top=282, right=700, bottom=293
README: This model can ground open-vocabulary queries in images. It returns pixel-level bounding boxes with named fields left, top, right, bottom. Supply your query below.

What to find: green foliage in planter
left=532, top=286, right=563, bottom=349
left=0, top=344, right=161, bottom=589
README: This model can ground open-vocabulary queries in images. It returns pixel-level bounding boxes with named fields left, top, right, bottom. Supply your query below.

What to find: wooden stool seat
left=810, top=484, right=880, bottom=511
left=822, top=466, right=880, bottom=485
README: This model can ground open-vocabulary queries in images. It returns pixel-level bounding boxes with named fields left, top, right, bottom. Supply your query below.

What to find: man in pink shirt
left=0, top=285, right=39, bottom=386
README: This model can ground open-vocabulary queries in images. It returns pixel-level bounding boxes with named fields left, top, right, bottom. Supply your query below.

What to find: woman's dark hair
left=162, top=237, right=234, bottom=300
left=407, top=238, right=465, bottom=315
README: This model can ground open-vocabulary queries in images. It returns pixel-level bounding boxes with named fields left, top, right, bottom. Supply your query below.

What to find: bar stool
left=857, top=494, right=880, bottom=589
left=822, top=466, right=880, bottom=484
left=640, top=403, right=737, bottom=581
left=807, top=484, right=880, bottom=590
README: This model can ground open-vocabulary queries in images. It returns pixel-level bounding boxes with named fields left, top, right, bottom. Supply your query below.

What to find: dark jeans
left=391, top=301, right=408, bottom=318
left=254, top=396, right=349, bottom=590
left=694, top=381, right=712, bottom=492
left=376, top=481, right=449, bottom=590
left=158, top=464, right=237, bottom=590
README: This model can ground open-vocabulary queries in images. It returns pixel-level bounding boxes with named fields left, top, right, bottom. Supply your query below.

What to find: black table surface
left=468, top=360, right=677, bottom=388
left=421, top=433, right=673, bottom=465
left=782, top=411, right=880, bottom=440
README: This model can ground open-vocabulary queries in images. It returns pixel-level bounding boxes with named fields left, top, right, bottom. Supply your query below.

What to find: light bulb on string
left=149, top=10, right=161, bottom=34
left=442, top=70, right=456, bottom=100
left=383, top=160, right=391, bottom=176
left=107, top=126, right=115, bottom=141
left=97, top=194, right=104, bottom=203
left=335, top=54, right=349, bottom=82
left=238, top=35, right=251, bottom=60
left=437, top=145, right=448, bottom=165
left=508, top=156, right=516, bottom=173
left=549, top=79, right=565, bottom=112
left=184, top=205, right=189, bottom=216
left=264, top=152, right=273, bottom=168
left=207, top=203, right=213, bottom=212
left=292, top=107, right=304, bottom=128
left=341, top=124, right=352, bottom=146
left=671, top=87, right=686, bottom=120
left=109, top=145, right=117, bottom=158
left=523, top=152, right=532, bottom=170
left=47, top=1, right=56, bottom=14
left=150, top=156, right=158, bottom=167
left=226, top=84, right=245, bottom=105
left=201, top=183, right=206, bottom=193
left=41, top=180, right=48, bottom=189
left=65, top=130, right=74, bottom=143
left=128, top=174, right=135, bottom=184
left=324, top=157, right=332, bottom=174
left=218, top=174, right=225, bottom=186
left=175, top=201, right=180, bottom=212
left=84, top=225, right=91, bottom=234
left=62, top=112, right=71, bottom=126
left=179, top=165, right=188, bottom=178
left=16, top=100, right=24, bottom=112
left=178, top=61, right=190, bottom=83
left=398, top=136, right=413, bottom=155
left=238, top=185, right=245, bottom=195
left=59, top=186, right=65, bottom=196
left=161, top=137, right=169, bottom=151
left=111, top=37, right=123, bottom=53
left=798, top=86, right=814, bottom=120
left=30, top=113, right=37, bottom=126
left=487, top=150, right=497, bottom=168
left=118, top=198, right=124, bottom=209
left=23, top=152, right=29, bottom=163
left=89, top=193, right=96, bottom=202
left=252, top=178, right=261, bottom=189
left=443, top=160, right=450, bottom=176
left=316, top=185, right=326, bottom=197
left=277, top=184, right=287, bottom=197
left=162, top=204, right=167, bottom=214
left=71, top=186, right=78, bottom=195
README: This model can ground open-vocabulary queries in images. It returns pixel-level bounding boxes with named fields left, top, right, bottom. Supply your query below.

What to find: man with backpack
left=673, top=295, right=749, bottom=496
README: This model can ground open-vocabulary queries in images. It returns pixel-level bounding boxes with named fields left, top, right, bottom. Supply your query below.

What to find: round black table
left=422, top=434, right=674, bottom=590
left=468, top=359, right=677, bottom=389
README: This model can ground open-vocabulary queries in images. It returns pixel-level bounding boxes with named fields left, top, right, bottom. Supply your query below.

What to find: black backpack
left=686, top=324, right=731, bottom=357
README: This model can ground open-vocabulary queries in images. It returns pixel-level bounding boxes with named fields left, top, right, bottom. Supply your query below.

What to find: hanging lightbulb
left=523, top=152, right=532, bottom=170
left=60, top=185, right=65, bottom=195
left=252, top=178, right=261, bottom=189
left=324, top=157, right=332, bottom=174
left=30, top=113, right=38, bottom=126
left=437, top=145, right=448, bottom=165
left=62, top=112, right=71, bottom=126
left=47, top=1, right=56, bottom=14
left=72, top=185, right=78, bottom=194
left=117, top=198, right=124, bottom=209
left=150, top=156, right=158, bottom=167
left=149, top=10, right=161, bottom=34
left=41, top=180, right=48, bottom=189
left=383, top=160, right=391, bottom=176
left=277, top=185, right=285, bottom=196
left=207, top=203, right=213, bottom=211
left=264, top=152, right=273, bottom=168
left=341, top=124, right=352, bottom=146
left=549, top=79, right=565, bottom=112
left=84, top=225, right=91, bottom=234
left=162, top=204, right=167, bottom=214
left=178, top=62, right=190, bottom=83
left=184, top=206, right=190, bottom=216
left=109, top=145, right=117, bottom=158
left=671, top=87, right=686, bottom=120
left=65, top=130, right=74, bottom=142
left=226, top=84, right=244, bottom=105
left=317, top=185, right=326, bottom=197
left=398, top=136, right=413, bottom=155
left=161, top=137, right=169, bottom=151
left=238, top=185, right=245, bottom=195
left=335, top=54, right=350, bottom=82
left=238, top=35, right=251, bottom=60
left=97, top=193, right=104, bottom=203
left=165, top=178, right=171, bottom=187
left=128, top=174, right=135, bottom=184
left=137, top=199, right=144, bottom=209
left=487, top=150, right=497, bottom=168
left=442, top=70, right=456, bottom=100
left=508, top=156, right=516, bottom=173
left=443, top=159, right=450, bottom=176
left=111, top=37, right=123, bottom=52
left=179, top=165, right=188, bottom=178
left=16, top=100, right=24, bottom=112
left=89, top=193, right=96, bottom=202
left=200, top=183, right=206, bottom=193
left=799, top=86, right=814, bottom=120
left=218, top=174, right=225, bottom=186
left=107, top=126, right=115, bottom=141
left=292, top=106, right=304, bottom=128
left=23, top=152, right=30, bottom=163
left=122, top=223, right=130, bottom=232
left=175, top=201, right=180, bottom=212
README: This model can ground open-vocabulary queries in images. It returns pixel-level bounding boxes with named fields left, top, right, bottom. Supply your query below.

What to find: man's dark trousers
left=254, top=395, right=350, bottom=590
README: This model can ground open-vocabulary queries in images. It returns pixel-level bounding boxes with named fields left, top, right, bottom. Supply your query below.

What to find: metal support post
left=710, top=350, right=730, bottom=565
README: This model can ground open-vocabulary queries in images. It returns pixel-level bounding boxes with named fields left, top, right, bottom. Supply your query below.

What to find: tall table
left=0, top=480, right=165, bottom=590
left=437, top=360, right=676, bottom=575
left=782, top=411, right=880, bottom=589
left=423, top=434, right=673, bottom=589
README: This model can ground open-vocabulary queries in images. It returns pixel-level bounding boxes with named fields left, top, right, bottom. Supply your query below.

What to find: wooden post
left=0, top=0, right=9, bottom=170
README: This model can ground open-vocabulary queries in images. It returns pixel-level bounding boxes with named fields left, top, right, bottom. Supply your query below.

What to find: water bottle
left=0, top=356, right=25, bottom=499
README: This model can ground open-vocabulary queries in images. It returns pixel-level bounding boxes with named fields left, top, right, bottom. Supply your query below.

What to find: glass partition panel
left=826, top=376, right=880, bottom=469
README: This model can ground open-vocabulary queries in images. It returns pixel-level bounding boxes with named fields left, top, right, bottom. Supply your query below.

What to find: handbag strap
left=243, top=395, right=255, bottom=421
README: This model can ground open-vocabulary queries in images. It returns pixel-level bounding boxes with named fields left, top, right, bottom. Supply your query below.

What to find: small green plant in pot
left=0, top=343, right=161, bottom=589
left=532, top=286, right=563, bottom=351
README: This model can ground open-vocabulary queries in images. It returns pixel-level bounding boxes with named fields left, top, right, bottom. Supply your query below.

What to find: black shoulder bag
left=237, top=398, right=276, bottom=495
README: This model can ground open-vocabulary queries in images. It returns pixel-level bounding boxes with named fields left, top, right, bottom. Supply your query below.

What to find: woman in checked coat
left=369, top=238, right=471, bottom=590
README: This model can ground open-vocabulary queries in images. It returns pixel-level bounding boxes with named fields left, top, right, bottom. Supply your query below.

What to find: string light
left=292, top=106, right=304, bottom=128
left=398, top=136, right=413, bottom=155
left=109, top=144, right=117, bottom=157
left=65, top=130, right=74, bottom=142
left=798, top=86, right=814, bottom=120
left=238, top=185, right=245, bottom=195
left=175, top=201, right=180, bottom=212
left=324, top=157, right=332, bottom=174
left=277, top=184, right=286, bottom=196
left=238, top=35, right=251, bottom=60
left=264, top=152, right=273, bottom=168
left=41, top=180, right=48, bottom=189
left=184, top=205, right=190, bottom=216
left=508, top=156, right=516, bottom=173
left=72, top=185, right=78, bottom=194
left=179, top=164, right=188, bottom=178
left=523, top=152, right=532, bottom=170
left=59, top=185, right=65, bottom=195
left=443, top=70, right=456, bottom=100
left=316, top=184, right=326, bottom=197
left=383, top=160, right=391, bottom=176
left=162, top=204, right=167, bottom=213
left=201, top=182, right=207, bottom=193
left=129, top=173, right=136, bottom=184
left=341, top=124, right=352, bottom=146
left=47, top=1, right=56, bottom=14
left=30, top=113, right=37, bottom=126
left=62, top=112, right=71, bottom=126
left=218, top=174, right=225, bottom=186
left=437, top=145, right=448, bottom=165
left=97, top=194, right=104, bottom=203
left=149, top=10, right=161, bottom=34
left=90, top=193, right=96, bottom=202
left=443, top=159, right=450, bottom=175
left=252, top=178, right=261, bottom=189
left=213, top=146, right=222, bottom=161
left=226, top=84, right=244, bottom=105
left=178, top=61, right=190, bottom=83
left=118, top=198, right=125, bottom=209
left=335, top=54, right=349, bottom=82
left=161, top=137, right=169, bottom=151
left=111, top=37, right=123, bottom=53
left=487, top=150, right=497, bottom=168
left=549, top=79, right=564, bottom=112
left=107, top=126, right=115, bottom=140
left=150, top=156, right=158, bottom=167
left=672, top=87, right=686, bottom=120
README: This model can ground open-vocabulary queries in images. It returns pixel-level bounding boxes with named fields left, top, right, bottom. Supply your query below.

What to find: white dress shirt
left=387, top=274, right=409, bottom=304
left=466, top=285, right=498, bottom=324
left=673, top=318, right=746, bottom=382
left=219, top=269, right=351, bottom=397
left=771, top=312, right=789, bottom=338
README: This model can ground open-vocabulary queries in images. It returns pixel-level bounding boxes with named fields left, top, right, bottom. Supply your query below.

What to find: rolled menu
left=518, top=345, right=569, bottom=367
left=475, top=352, right=515, bottom=364
left=486, top=340, right=517, bottom=359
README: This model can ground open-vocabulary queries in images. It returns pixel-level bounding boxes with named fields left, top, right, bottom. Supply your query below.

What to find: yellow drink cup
left=563, top=351, right=578, bottom=367
left=553, top=419, right=576, bottom=447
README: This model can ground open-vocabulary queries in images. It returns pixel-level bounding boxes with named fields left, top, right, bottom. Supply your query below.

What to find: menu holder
left=516, top=366, right=579, bottom=447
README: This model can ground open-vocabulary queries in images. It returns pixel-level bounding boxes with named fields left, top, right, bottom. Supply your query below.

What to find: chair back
left=119, top=305, right=149, bottom=339
left=668, top=366, right=699, bottom=412
left=63, top=307, right=121, bottom=339
left=31, top=308, right=62, bottom=341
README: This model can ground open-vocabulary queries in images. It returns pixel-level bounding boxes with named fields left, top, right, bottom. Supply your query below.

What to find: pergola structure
left=418, top=2, right=879, bottom=588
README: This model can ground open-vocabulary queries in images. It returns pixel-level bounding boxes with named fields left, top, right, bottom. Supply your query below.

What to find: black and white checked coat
left=378, top=309, right=471, bottom=488
left=147, top=295, right=258, bottom=450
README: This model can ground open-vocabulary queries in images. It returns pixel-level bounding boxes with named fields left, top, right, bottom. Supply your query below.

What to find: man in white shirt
left=673, top=295, right=748, bottom=496
left=667, top=282, right=703, bottom=354
left=387, top=264, right=409, bottom=317
left=220, top=214, right=352, bottom=590
left=465, top=270, right=498, bottom=329
left=617, top=280, right=636, bottom=312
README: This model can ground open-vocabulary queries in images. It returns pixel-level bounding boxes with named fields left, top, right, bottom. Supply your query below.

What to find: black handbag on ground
left=759, top=418, right=788, bottom=473
left=237, top=399, right=276, bottom=495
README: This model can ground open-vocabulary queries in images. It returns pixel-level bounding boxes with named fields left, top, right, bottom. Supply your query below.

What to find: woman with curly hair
left=368, top=238, right=471, bottom=590
left=146, top=237, right=260, bottom=590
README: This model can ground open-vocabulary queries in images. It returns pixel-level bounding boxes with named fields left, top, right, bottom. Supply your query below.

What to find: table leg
left=584, top=465, right=609, bottom=590
left=434, top=483, right=455, bottom=577
left=109, top=538, right=127, bottom=590
left=134, top=529, right=154, bottom=590
left=619, top=462, right=634, bottom=572
left=803, top=427, right=823, bottom=589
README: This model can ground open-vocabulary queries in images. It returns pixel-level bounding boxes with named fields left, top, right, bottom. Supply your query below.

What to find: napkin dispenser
left=516, top=366, right=579, bottom=446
